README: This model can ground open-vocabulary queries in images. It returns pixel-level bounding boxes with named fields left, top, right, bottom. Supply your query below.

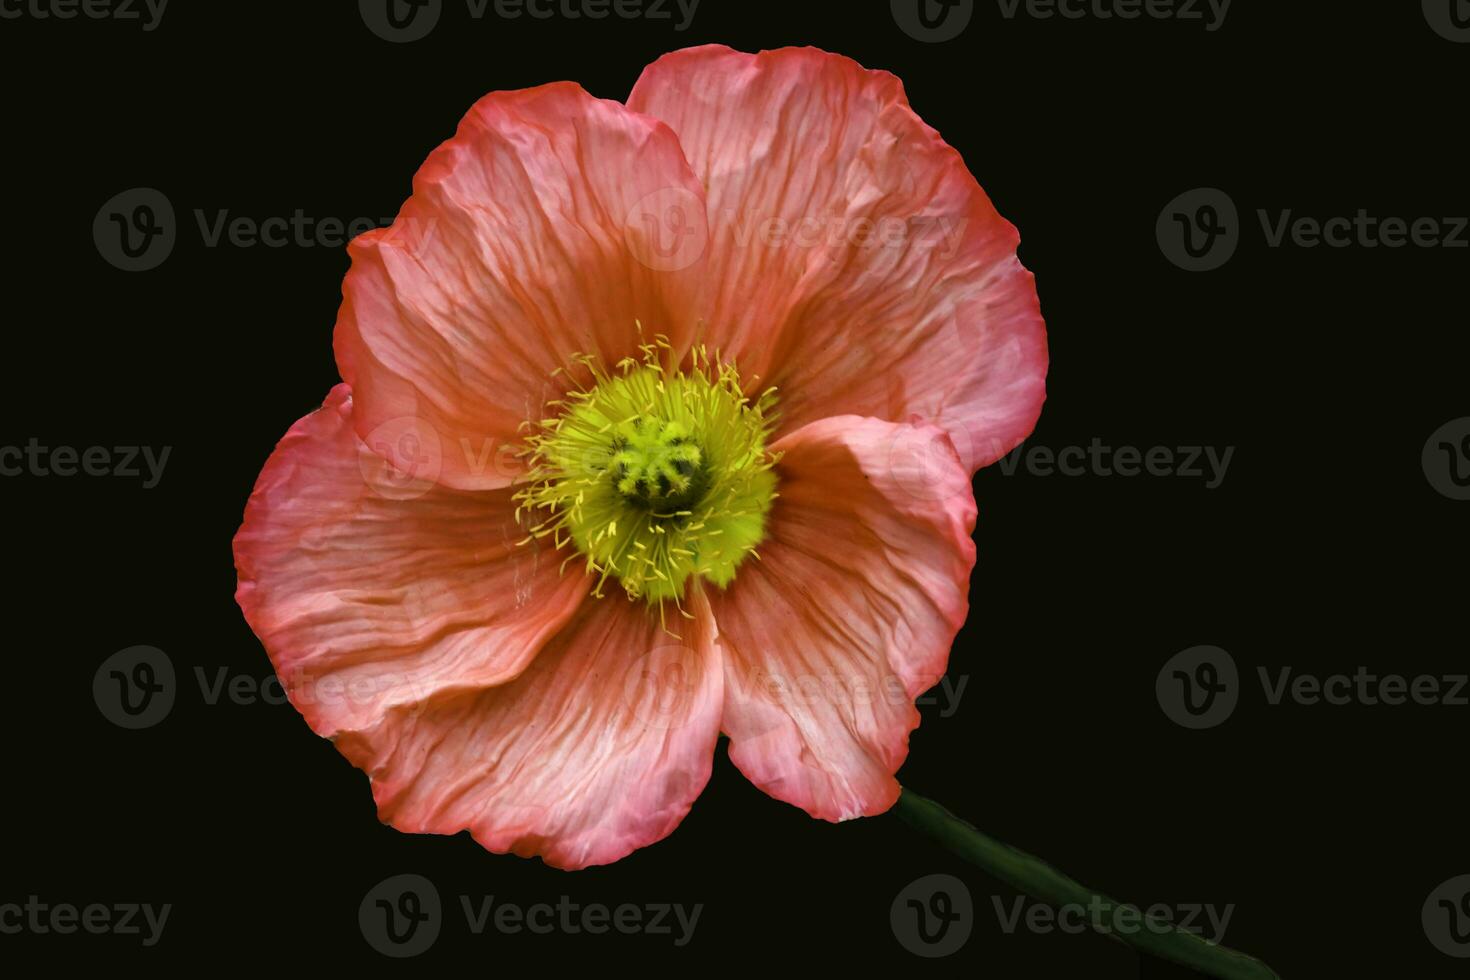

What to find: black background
left=2, top=0, right=1465, bottom=975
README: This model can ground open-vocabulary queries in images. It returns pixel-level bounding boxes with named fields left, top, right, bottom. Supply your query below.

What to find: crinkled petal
left=335, top=82, right=708, bottom=490
left=234, top=384, right=587, bottom=736
left=629, top=45, right=1047, bottom=471
left=706, top=415, right=976, bottom=820
left=335, top=589, right=724, bottom=869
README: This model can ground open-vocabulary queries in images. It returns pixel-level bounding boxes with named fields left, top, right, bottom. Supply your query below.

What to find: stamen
left=512, top=337, right=780, bottom=608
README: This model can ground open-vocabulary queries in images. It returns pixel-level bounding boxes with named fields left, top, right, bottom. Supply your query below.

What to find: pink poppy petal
left=234, top=384, right=587, bottom=736
left=707, top=415, right=976, bottom=821
left=628, top=45, right=1047, bottom=471
left=335, top=589, right=724, bottom=870
left=335, top=82, right=708, bottom=490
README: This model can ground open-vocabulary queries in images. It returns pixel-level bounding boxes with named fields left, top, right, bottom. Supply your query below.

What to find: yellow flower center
left=515, top=340, right=779, bottom=615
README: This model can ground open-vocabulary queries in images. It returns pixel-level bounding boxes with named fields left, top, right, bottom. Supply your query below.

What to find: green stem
left=894, top=788, right=1281, bottom=979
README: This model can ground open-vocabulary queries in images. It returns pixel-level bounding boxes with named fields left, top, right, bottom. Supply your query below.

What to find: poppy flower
left=234, top=44, right=1047, bottom=869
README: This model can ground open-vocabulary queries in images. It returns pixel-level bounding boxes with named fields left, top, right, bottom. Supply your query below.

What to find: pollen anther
left=513, top=338, right=779, bottom=607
